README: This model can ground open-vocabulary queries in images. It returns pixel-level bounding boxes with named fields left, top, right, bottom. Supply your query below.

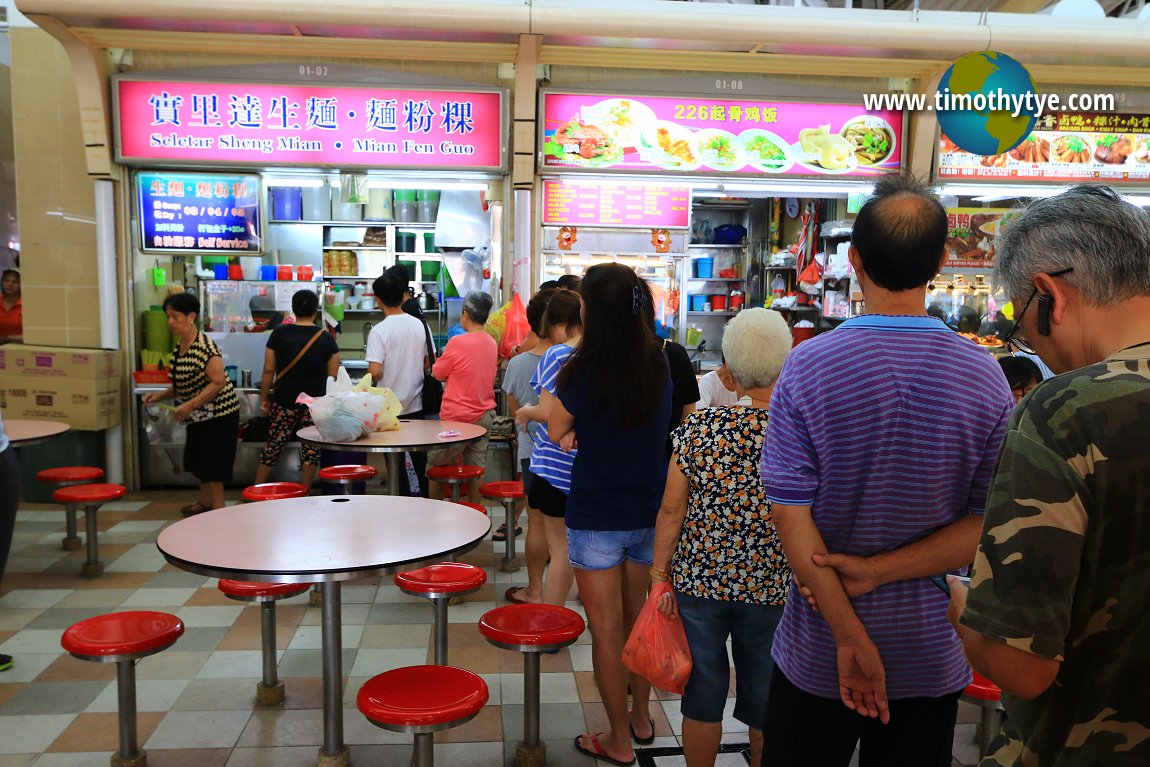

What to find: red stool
left=394, top=563, right=487, bottom=664
left=427, top=463, right=484, bottom=502
left=480, top=481, right=525, bottom=573
left=358, top=665, right=488, bottom=767
left=963, top=671, right=1004, bottom=758
left=37, top=466, right=104, bottom=551
left=218, top=580, right=311, bottom=706
left=317, top=464, right=377, bottom=495
left=51, top=483, right=126, bottom=577
left=241, top=482, right=308, bottom=502
left=454, top=502, right=489, bottom=515
left=479, top=604, right=585, bottom=766
left=61, top=611, right=184, bottom=767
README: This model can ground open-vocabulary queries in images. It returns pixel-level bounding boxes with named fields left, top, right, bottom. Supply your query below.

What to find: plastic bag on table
left=350, top=374, right=403, bottom=431
left=622, top=581, right=692, bottom=694
left=499, top=293, right=530, bottom=358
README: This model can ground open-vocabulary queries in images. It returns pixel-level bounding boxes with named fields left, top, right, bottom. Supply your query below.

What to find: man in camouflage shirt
left=948, top=184, right=1150, bottom=766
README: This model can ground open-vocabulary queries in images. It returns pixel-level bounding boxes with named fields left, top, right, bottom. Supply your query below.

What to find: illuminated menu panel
left=938, top=111, right=1150, bottom=183
left=542, top=180, right=690, bottom=228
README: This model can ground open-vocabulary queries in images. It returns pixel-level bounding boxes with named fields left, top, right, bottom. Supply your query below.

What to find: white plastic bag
left=351, top=373, right=403, bottom=432
left=295, top=370, right=385, bottom=442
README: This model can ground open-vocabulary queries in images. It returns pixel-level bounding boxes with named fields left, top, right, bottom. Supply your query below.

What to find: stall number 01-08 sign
left=115, top=79, right=504, bottom=169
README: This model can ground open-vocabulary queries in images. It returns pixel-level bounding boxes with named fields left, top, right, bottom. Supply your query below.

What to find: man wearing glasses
left=949, top=184, right=1150, bottom=765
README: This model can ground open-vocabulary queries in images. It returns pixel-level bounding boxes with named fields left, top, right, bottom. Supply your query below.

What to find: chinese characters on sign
left=119, top=80, right=503, bottom=168
left=938, top=111, right=1150, bottom=183
left=943, top=208, right=1016, bottom=270
left=541, top=92, right=903, bottom=178
left=137, top=171, right=262, bottom=253
left=542, top=180, right=691, bottom=228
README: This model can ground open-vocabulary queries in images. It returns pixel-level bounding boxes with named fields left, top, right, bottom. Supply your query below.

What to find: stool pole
left=503, top=501, right=516, bottom=563
left=523, top=652, right=541, bottom=748
left=82, top=505, right=103, bottom=577
left=260, top=600, right=279, bottom=689
left=320, top=581, right=345, bottom=757
left=432, top=598, right=449, bottom=665
left=413, top=732, right=434, bottom=767
left=387, top=454, right=402, bottom=496
left=64, top=503, right=81, bottom=549
left=116, top=658, right=141, bottom=764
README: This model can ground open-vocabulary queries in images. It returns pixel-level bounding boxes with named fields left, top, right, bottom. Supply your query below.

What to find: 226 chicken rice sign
left=541, top=92, right=903, bottom=178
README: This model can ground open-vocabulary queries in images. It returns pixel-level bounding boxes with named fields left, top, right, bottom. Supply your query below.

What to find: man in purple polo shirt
left=760, top=175, right=1014, bottom=765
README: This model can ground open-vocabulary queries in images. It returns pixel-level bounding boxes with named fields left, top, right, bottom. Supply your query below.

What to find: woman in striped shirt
left=144, top=292, right=239, bottom=514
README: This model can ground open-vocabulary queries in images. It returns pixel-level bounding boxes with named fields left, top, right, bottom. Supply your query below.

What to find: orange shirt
left=0, top=297, right=21, bottom=339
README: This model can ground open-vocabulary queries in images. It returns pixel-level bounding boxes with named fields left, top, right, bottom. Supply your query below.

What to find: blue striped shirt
left=761, top=314, right=1014, bottom=700
left=529, top=343, right=576, bottom=494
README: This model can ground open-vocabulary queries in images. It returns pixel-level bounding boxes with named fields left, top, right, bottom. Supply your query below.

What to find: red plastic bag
left=622, top=581, right=692, bottom=694
left=499, top=292, right=530, bottom=358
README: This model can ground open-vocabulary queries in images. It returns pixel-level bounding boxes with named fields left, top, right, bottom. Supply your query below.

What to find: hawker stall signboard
left=137, top=171, right=262, bottom=254
left=938, top=112, right=1150, bottom=183
left=541, top=91, right=903, bottom=178
left=115, top=78, right=505, bottom=170
left=943, top=208, right=1018, bottom=270
left=542, top=179, right=691, bottom=228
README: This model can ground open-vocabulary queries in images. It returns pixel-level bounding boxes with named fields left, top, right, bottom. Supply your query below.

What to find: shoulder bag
left=420, top=322, right=443, bottom=414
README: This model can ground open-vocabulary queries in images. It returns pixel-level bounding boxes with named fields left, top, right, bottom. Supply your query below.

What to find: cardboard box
left=0, top=344, right=124, bottom=380
left=0, top=375, right=122, bottom=430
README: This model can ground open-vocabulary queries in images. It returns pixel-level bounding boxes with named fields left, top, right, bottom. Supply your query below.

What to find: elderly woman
left=144, top=292, right=239, bottom=514
left=426, top=290, right=498, bottom=503
left=0, top=269, right=22, bottom=344
left=651, top=308, right=793, bottom=767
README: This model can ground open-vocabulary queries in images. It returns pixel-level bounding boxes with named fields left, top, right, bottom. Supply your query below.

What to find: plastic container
left=259, top=265, right=278, bottom=281
left=228, top=264, right=243, bottom=280
left=331, top=202, right=363, bottom=222
left=395, top=231, right=417, bottom=253
left=213, top=264, right=229, bottom=280
left=364, top=189, right=394, bottom=221
left=393, top=189, right=418, bottom=222
left=423, top=232, right=436, bottom=252
left=296, top=265, right=315, bottom=281
left=694, top=257, right=714, bottom=279
left=301, top=186, right=330, bottom=221
left=277, top=265, right=294, bottom=281
left=421, top=260, right=440, bottom=281
left=728, top=292, right=745, bottom=310
left=711, top=294, right=728, bottom=311
left=792, top=326, right=817, bottom=347
left=396, top=260, right=417, bottom=281
left=689, top=295, right=708, bottom=312
left=445, top=296, right=464, bottom=326
left=416, top=190, right=440, bottom=223
left=271, top=187, right=303, bottom=221
left=240, top=256, right=261, bottom=280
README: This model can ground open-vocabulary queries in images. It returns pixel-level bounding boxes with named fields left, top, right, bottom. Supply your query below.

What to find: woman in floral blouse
left=651, top=308, right=793, bottom=767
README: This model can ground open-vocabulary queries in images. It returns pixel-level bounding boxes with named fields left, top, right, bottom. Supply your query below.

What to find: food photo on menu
left=541, top=93, right=902, bottom=177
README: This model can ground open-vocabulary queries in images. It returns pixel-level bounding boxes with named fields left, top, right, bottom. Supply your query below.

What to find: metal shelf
left=687, top=311, right=740, bottom=316
left=688, top=244, right=745, bottom=249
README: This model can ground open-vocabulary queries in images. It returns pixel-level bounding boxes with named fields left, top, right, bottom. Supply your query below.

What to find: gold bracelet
left=649, top=566, right=670, bottom=581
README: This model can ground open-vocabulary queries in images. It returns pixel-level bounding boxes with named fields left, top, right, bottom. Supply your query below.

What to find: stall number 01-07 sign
left=541, top=92, right=903, bottom=178
left=115, top=79, right=504, bottom=169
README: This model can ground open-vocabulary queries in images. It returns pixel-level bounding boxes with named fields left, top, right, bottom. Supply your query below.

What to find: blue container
left=259, top=264, right=278, bottom=281
left=213, top=264, right=229, bottom=280
left=271, top=187, right=303, bottom=221
left=689, top=294, right=708, bottom=312
left=695, top=257, right=714, bottom=278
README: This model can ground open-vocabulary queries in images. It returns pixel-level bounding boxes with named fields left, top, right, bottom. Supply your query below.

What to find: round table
left=5, top=419, right=69, bottom=447
left=298, top=420, right=488, bottom=495
left=156, top=495, right=491, bottom=767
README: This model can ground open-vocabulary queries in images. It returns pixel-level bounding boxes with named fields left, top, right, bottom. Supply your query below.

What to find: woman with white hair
left=650, top=308, right=793, bottom=767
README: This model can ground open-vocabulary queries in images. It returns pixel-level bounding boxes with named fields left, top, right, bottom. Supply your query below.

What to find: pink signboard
left=116, top=79, right=504, bottom=169
left=542, top=92, right=902, bottom=178
left=542, top=179, right=690, bottom=228
left=938, top=112, right=1150, bottom=184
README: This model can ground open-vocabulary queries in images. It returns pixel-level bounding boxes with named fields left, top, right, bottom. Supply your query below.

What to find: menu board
left=542, top=180, right=690, bottom=228
left=943, top=208, right=1017, bottom=270
left=938, top=112, right=1150, bottom=183
left=116, top=79, right=504, bottom=170
left=137, top=171, right=262, bottom=253
left=541, top=92, right=902, bottom=179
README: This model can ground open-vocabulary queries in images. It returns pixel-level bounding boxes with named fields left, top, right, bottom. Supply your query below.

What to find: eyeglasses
left=1004, top=267, right=1075, bottom=355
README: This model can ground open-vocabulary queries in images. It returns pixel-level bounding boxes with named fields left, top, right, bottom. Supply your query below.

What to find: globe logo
left=936, top=51, right=1040, bottom=156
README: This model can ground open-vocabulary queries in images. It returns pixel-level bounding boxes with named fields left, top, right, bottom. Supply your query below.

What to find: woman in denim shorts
left=651, top=309, right=794, bottom=767
left=549, top=264, right=672, bottom=767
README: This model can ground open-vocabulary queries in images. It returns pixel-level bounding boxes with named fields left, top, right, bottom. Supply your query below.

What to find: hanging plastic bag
left=484, top=300, right=511, bottom=346
left=499, top=293, right=530, bottom=358
left=622, top=581, right=692, bottom=694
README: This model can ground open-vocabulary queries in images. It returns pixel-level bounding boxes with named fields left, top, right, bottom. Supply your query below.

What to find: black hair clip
left=631, top=285, right=645, bottom=314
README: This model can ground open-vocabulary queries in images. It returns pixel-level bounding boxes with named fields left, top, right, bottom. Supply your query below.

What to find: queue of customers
left=137, top=176, right=1150, bottom=767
